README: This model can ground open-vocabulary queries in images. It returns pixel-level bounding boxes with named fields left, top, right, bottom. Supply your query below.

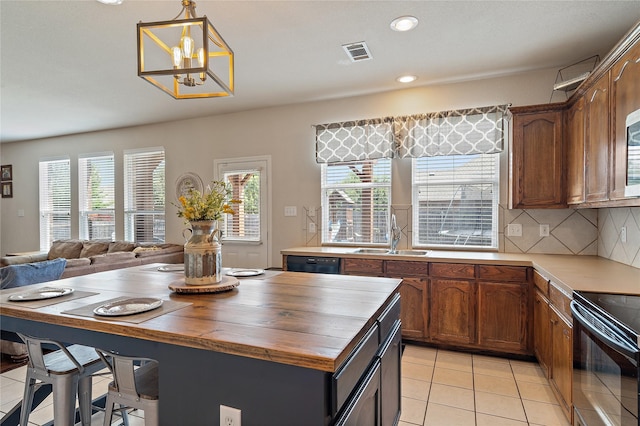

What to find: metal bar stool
left=95, top=348, right=159, bottom=426
left=17, top=333, right=104, bottom=426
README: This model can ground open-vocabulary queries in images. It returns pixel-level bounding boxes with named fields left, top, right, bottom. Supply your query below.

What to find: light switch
left=308, top=222, right=316, bottom=234
left=284, top=206, right=297, bottom=217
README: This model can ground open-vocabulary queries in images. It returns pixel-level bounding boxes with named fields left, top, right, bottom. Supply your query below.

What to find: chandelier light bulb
left=172, top=47, right=183, bottom=68
left=181, top=36, right=194, bottom=58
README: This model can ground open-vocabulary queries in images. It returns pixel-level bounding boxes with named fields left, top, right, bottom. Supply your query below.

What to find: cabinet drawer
left=430, top=262, right=475, bottom=279
left=343, top=258, right=384, bottom=276
left=334, top=360, right=381, bottom=426
left=549, top=282, right=572, bottom=320
left=385, top=260, right=428, bottom=277
left=377, top=293, right=401, bottom=343
left=333, top=323, right=379, bottom=415
left=533, top=271, right=549, bottom=296
left=478, top=265, right=527, bottom=282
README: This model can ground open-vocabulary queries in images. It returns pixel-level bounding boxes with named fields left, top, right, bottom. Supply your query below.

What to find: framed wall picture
left=1, top=182, right=12, bottom=198
left=1, top=165, right=12, bottom=181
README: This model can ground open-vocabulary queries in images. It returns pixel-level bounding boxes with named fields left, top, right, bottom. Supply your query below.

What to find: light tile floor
left=0, top=344, right=571, bottom=425
left=400, top=344, right=571, bottom=426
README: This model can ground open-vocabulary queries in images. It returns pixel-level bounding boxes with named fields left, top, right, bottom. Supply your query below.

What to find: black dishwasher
left=286, top=255, right=341, bottom=274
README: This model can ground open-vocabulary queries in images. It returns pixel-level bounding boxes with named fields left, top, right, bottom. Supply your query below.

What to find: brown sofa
left=0, top=239, right=184, bottom=278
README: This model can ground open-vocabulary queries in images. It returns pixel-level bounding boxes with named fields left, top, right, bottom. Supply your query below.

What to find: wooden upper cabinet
left=610, top=41, right=640, bottom=200
left=585, top=73, right=611, bottom=202
left=565, top=97, right=586, bottom=205
left=510, top=106, right=566, bottom=208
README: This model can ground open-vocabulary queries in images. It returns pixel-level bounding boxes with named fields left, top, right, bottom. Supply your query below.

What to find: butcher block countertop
left=0, top=265, right=401, bottom=372
left=281, top=247, right=640, bottom=296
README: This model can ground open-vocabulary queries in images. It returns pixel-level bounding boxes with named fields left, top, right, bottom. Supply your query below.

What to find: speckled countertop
left=281, top=247, right=640, bottom=296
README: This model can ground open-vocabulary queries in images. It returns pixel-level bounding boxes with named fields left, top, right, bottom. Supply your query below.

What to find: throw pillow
left=108, top=241, right=136, bottom=253
left=48, top=240, right=83, bottom=260
left=79, top=241, right=110, bottom=258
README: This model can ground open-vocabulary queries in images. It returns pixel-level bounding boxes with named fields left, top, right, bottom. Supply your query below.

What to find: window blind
left=412, top=154, right=499, bottom=249
left=223, top=170, right=260, bottom=241
left=321, top=159, right=391, bottom=244
left=124, top=148, right=165, bottom=243
left=79, top=153, right=115, bottom=240
left=39, top=158, right=71, bottom=251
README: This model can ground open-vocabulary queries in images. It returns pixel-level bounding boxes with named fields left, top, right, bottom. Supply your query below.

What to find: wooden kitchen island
left=0, top=265, right=402, bottom=426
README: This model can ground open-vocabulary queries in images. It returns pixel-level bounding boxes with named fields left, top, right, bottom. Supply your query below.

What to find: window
left=321, top=159, right=391, bottom=245
left=412, top=154, right=499, bottom=249
left=79, top=153, right=115, bottom=240
left=39, top=158, right=71, bottom=250
left=222, top=170, right=261, bottom=241
left=124, top=148, right=165, bottom=243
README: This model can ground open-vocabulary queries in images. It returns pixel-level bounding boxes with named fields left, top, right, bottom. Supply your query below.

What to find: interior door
left=215, top=156, right=270, bottom=269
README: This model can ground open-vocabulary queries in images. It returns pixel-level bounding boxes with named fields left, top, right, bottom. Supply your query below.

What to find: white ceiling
left=1, top=0, right=639, bottom=144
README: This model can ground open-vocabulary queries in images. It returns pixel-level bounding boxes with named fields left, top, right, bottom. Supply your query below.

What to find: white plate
left=9, top=287, right=74, bottom=302
left=225, top=269, right=265, bottom=277
left=93, top=298, right=163, bottom=317
left=158, top=265, right=184, bottom=272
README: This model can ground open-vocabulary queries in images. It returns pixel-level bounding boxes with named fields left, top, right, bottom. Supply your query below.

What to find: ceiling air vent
left=342, top=41, right=372, bottom=62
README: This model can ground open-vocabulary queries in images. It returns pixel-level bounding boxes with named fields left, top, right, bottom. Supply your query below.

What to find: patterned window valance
left=315, top=118, right=394, bottom=164
left=315, top=105, right=510, bottom=163
left=393, top=105, right=511, bottom=158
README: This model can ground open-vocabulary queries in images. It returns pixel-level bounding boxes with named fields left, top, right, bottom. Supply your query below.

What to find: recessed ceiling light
left=390, top=16, right=419, bottom=32
left=397, top=75, right=418, bottom=83
left=97, top=0, right=123, bottom=5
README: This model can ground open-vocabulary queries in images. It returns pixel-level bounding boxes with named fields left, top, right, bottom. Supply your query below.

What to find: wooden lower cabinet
left=550, top=305, right=573, bottom=422
left=533, top=288, right=551, bottom=377
left=477, top=281, right=529, bottom=353
left=429, top=278, right=475, bottom=346
left=398, top=277, right=428, bottom=340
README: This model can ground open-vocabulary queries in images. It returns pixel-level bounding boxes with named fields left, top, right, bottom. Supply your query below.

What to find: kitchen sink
left=352, top=248, right=430, bottom=256
left=353, top=248, right=391, bottom=254
left=392, top=250, right=430, bottom=256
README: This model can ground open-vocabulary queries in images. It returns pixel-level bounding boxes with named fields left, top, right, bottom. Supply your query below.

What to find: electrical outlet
left=507, top=223, right=522, bottom=237
left=539, top=224, right=550, bottom=237
left=621, top=226, right=627, bottom=243
left=220, top=405, right=241, bottom=426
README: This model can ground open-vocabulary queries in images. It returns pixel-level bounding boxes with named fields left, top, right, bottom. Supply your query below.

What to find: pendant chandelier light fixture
left=137, top=0, right=234, bottom=99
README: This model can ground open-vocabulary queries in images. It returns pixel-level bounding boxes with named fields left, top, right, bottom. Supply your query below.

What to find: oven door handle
left=570, top=300, right=639, bottom=359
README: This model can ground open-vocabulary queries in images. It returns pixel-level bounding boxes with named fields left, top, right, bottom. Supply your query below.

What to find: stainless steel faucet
left=389, top=213, right=401, bottom=254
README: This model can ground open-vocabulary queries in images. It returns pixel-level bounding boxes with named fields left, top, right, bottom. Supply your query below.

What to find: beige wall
left=1, top=66, right=638, bottom=269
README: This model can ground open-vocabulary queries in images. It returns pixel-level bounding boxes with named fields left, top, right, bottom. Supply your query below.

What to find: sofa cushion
left=108, top=241, right=136, bottom=253
left=48, top=240, right=84, bottom=260
left=80, top=241, right=110, bottom=258
left=90, top=252, right=137, bottom=265
left=65, top=257, right=92, bottom=268
left=0, top=258, right=67, bottom=289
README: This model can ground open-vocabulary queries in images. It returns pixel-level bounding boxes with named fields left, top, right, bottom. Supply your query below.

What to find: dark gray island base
left=1, top=267, right=401, bottom=425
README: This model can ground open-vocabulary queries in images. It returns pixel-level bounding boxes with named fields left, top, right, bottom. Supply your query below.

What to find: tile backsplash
left=503, top=206, right=640, bottom=269
left=597, top=207, right=640, bottom=269
left=502, top=207, right=598, bottom=256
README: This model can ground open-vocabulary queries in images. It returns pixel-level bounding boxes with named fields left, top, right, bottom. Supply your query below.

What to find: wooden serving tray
left=168, top=276, right=239, bottom=294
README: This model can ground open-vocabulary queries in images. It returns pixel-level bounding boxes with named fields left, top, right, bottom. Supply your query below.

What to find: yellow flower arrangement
left=176, top=180, right=241, bottom=222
